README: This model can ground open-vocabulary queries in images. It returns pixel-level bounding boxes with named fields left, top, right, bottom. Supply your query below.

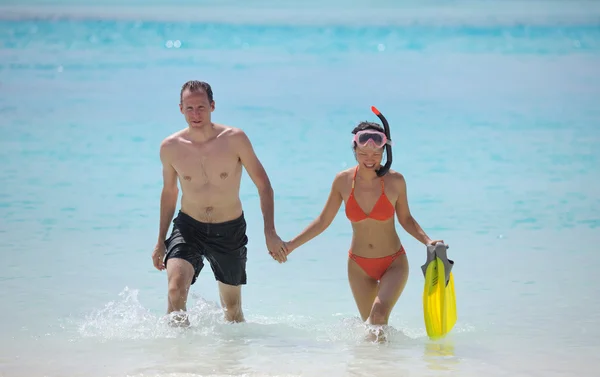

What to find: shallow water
left=1, top=1, right=599, bottom=376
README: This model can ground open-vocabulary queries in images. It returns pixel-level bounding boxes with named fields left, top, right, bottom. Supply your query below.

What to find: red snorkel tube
left=371, top=106, right=393, bottom=177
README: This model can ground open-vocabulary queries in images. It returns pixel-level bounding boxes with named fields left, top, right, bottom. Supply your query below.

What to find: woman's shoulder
left=384, top=169, right=407, bottom=186
left=386, top=169, right=404, bottom=178
left=337, top=166, right=356, bottom=176
left=332, top=167, right=355, bottom=187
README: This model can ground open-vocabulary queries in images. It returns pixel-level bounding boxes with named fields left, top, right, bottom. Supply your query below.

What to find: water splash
left=73, top=287, right=450, bottom=346
left=77, top=287, right=226, bottom=340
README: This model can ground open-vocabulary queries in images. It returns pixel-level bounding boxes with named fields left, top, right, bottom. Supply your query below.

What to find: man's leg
left=166, top=258, right=194, bottom=312
left=165, top=258, right=195, bottom=326
left=204, top=213, right=248, bottom=323
left=209, top=248, right=247, bottom=323
left=217, top=282, right=244, bottom=323
left=163, top=227, right=203, bottom=327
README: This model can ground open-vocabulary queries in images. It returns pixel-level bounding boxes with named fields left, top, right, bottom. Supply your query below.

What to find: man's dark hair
left=351, top=121, right=384, bottom=135
left=180, top=80, right=214, bottom=103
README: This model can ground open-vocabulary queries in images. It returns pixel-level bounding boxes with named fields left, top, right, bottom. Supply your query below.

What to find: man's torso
left=167, top=125, right=244, bottom=223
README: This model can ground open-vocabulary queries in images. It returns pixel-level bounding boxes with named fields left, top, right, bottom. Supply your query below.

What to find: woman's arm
left=394, top=172, right=433, bottom=245
left=284, top=172, right=344, bottom=254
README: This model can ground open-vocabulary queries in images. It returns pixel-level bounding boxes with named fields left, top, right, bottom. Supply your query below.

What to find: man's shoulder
left=159, top=129, right=187, bottom=160
left=215, top=124, right=251, bottom=145
left=216, top=124, right=246, bottom=137
left=161, top=129, right=186, bottom=146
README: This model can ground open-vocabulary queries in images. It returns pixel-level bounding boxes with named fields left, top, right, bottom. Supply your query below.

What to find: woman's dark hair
left=352, top=121, right=384, bottom=134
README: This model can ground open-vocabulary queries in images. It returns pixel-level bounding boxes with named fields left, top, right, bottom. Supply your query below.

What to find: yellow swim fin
left=422, top=243, right=457, bottom=339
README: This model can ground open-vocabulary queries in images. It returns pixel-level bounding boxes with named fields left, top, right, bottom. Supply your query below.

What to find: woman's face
left=354, top=145, right=384, bottom=171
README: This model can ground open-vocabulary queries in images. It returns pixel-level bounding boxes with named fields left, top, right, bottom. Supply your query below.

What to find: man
left=151, top=80, right=286, bottom=326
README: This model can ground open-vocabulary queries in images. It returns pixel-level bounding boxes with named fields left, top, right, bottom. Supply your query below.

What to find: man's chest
left=172, top=147, right=241, bottom=183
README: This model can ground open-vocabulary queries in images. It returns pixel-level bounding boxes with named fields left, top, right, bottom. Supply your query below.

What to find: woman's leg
left=347, top=256, right=379, bottom=321
left=367, top=253, right=409, bottom=326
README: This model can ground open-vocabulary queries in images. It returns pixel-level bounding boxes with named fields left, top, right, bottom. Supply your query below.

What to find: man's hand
left=152, top=242, right=166, bottom=271
left=265, top=230, right=286, bottom=263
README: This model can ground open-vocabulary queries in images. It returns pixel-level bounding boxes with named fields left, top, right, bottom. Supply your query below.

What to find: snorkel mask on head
left=353, top=106, right=393, bottom=177
left=353, top=129, right=389, bottom=149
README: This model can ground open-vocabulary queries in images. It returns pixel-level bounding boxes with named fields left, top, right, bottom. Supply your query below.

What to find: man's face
left=179, top=89, right=215, bottom=129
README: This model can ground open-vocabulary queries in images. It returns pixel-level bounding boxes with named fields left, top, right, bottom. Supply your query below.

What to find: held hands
left=274, top=241, right=295, bottom=262
left=281, top=241, right=294, bottom=256
left=265, top=230, right=287, bottom=263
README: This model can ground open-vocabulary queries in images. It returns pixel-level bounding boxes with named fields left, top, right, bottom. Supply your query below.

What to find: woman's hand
left=426, top=239, right=445, bottom=246
left=281, top=241, right=295, bottom=257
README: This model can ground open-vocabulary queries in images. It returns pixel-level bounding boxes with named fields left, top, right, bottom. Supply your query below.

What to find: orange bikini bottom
left=349, top=246, right=406, bottom=281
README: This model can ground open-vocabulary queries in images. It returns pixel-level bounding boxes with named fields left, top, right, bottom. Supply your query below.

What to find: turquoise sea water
left=1, top=1, right=600, bottom=376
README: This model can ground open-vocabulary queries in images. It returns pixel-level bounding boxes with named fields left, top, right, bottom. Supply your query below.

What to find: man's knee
left=168, top=280, right=189, bottom=300
left=167, top=264, right=193, bottom=303
left=221, top=292, right=241, bottom=310
left=218, top=282, right=244, bottom=321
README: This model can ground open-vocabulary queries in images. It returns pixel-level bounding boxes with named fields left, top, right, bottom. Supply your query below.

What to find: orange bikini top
left=345, top=166, right=395, bottom=222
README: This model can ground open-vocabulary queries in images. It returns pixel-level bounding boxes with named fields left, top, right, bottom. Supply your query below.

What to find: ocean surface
left=1, top=1, right=600, bottom=376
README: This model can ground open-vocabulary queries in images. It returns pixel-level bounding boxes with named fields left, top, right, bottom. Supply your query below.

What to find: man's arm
left=235, top=130, right=276, bottom=234
left=157, top=139, right=179, bottom=244
left=394, top=173, right=432, bottom=245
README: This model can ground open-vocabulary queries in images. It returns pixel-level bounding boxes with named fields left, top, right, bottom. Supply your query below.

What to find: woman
left=281, top=112, right=443, bottom=334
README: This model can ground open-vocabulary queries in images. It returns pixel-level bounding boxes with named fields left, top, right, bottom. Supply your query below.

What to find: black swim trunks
left=163, top=211, right=248, bottom=286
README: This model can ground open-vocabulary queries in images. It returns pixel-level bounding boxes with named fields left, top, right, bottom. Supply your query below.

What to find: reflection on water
left=423, top=340, right=458, bottom=372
